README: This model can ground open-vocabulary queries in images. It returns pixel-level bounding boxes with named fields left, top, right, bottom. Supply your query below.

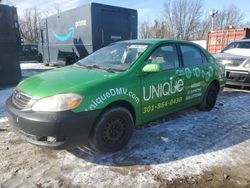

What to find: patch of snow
left=20, top=62, right=55, bottom=70
left=56, top=91, right=250, bottom=187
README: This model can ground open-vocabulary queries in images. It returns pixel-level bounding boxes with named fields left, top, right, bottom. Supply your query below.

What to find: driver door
left=141, top=44, right=185, bottom=122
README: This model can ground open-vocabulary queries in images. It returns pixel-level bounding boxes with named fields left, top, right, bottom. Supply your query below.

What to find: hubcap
left=102, top=118, right=126, bottom=144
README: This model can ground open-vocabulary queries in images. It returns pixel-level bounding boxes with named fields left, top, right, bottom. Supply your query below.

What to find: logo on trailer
left=52, top=27, right=75, bottom=42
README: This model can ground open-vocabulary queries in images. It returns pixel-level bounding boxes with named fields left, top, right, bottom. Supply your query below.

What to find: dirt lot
left=0, top=63, right=250, bottom=188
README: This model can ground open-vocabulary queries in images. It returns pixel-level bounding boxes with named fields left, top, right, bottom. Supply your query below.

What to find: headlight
left=243, top=59, right=250, bottom=68
left=32, top=93, right=83, bottom=112
left=220, top=58, right=246, bottom=66
left=221, top=59, right=233, bottom=65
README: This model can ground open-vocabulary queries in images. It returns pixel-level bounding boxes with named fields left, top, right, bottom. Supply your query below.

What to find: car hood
left=17, top=66, right=119, bottom=98
left=223, top=48, right=250, bottom=57
left=214, top=52, right=249, bottom=60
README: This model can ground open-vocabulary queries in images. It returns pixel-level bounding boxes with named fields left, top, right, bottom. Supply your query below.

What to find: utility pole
left=209, top=9, right=218, bottom=31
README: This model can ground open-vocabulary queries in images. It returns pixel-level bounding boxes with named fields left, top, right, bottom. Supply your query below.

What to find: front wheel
left=90, top=107, right=134, bottom=153
left=198, top=84, right=218, bottom=111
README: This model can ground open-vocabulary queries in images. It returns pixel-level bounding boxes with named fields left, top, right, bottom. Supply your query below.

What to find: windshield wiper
left=106, top=68, right=124, bottom=73
left=75, top=63, right=98, bottom=69
left=76, top=63, right=116, bottom=73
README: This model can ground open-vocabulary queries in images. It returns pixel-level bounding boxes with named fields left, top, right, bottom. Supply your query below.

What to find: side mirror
left=142, top=63, right=162, bottom=73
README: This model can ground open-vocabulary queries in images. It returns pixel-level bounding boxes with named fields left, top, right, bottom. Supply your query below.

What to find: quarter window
left=180, top=45, right=204, bottom=67
left=146, top=44, right=179, bottom=70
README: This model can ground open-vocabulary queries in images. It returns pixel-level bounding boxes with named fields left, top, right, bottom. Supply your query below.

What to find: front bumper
left=225, top=69, right=250, bottom=87
left=5, top=97, right=102, bottom=149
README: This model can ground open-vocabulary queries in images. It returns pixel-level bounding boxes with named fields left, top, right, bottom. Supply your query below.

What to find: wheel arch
left=103, top=100, right=136, bottom=125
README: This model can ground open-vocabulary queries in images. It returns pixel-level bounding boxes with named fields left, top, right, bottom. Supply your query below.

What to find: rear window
left=180, top=44, right=204, bottom=67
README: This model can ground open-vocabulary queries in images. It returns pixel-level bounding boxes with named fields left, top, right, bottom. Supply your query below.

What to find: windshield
left=76, top=43, right=149, bottom=72
left=222, top=41, right=250, bottom=52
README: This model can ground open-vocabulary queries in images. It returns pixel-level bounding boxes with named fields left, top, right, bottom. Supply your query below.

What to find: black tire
left=65, top=57, right=75, bottom=66
left=198, top=84, right=218, bottom=111
left=37, top=54, right=43, bottom=63
left=90, top=107, right=134, bottom=153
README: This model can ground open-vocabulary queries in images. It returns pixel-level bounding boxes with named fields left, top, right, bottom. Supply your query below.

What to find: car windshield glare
left=222, top=41, right=250, bottom=52
left=76, top=43, right=149, bottom=71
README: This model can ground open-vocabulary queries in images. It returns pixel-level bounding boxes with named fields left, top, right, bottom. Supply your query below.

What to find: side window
left=180, top=45, right=203, bottom=67
left=146, top=44, right=179, bottom=70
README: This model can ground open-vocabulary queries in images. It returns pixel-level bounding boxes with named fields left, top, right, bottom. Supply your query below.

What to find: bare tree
left=139, top=1, right=246, bottom=40
left=163, top=0, right=203, bottom=40
left=19, top=8, right=41, bottom=43
left=196, top=5, right=245, bottom=40
left=139, top=20, right=171, bottom=39
left=215, top=5, right=245, bottom=29
left=139, top=21, right=152, bottom=38
left=54, top=3, right=61, bottom=14
left=196, top=16, right=212, bottom=40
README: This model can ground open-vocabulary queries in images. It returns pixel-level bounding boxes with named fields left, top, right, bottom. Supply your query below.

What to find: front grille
left=12, top=89, right=33, bottom=109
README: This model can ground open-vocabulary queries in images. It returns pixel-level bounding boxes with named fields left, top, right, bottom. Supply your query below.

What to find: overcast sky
left=2, top=0, right=250, bottom=24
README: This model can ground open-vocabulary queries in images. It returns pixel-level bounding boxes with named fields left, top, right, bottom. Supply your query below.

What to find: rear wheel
left=90, top=107, right=134, bottom=153
left=198, top=84, right=218, bottom=111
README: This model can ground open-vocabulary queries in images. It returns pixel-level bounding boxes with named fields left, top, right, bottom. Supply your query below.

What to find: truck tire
left=37, top=54, right=43, bottom=63
left=198, top=84, right=218, bottom=111
left=90, top=107, right=134, bottom=153
left=65, top=56, right=75, bottom=66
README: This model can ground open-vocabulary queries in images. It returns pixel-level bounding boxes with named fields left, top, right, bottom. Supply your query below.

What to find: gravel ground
left=0, top=63, right=250, bottom=188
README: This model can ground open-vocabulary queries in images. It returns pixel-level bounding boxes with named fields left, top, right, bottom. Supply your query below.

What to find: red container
left=207, top=28, right=250, bottom=54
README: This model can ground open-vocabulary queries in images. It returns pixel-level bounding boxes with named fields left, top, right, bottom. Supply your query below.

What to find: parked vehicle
left=19, top=44, right=39, bottom=61
left=207, top=28, right=250, bottom=54
left=0, top=4, right=21, bottom=84
left=38, top=3, right=137, bottom=66
left=6, top=39, right=225, bottom=152
left=214, top=39, right=250, bottom=87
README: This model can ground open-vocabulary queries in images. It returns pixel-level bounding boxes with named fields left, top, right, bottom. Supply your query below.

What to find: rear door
left=101, top=10, right=130, bottom=46
left=179, top=43, right=210, bottom=106
left=141, top=43, right=185, bottom=122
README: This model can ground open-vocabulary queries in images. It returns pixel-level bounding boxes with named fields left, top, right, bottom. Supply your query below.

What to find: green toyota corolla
left=6, top=39, right=225, bottom=152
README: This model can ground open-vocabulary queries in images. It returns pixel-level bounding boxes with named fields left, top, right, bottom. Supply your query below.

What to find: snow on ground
left=0, top=63, right=250, bottom=187
left=20, top=61, right=55, bottom=70
left=21, top=61, right=55, bottom=78
left=0, top=87, right=249, bottom=187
